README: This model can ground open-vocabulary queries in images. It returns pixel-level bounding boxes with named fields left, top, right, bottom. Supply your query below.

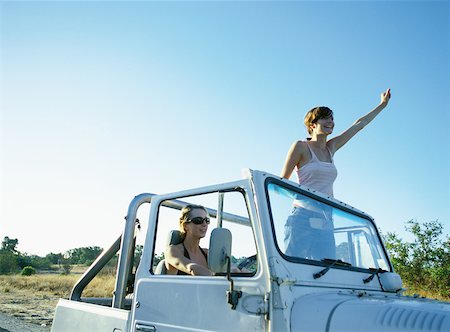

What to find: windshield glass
left=267, top=182, right=390, bottom=271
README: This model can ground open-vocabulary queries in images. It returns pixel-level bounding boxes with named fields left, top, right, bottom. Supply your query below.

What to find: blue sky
left=1, top=1, right=449, bottom=256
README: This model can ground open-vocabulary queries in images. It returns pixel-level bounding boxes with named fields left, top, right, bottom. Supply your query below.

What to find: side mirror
left=208, top=228, right=232, bottom=273
left=379, top=272, right=403, bottom=292
left=208, top=228, right=242, bottom=310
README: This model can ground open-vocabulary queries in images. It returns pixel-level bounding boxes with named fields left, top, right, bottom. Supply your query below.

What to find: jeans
left=284, top=207, right=336, bottom=260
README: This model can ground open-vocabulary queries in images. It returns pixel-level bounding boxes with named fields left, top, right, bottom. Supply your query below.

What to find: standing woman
left=280, top=89, right=391, bottom=259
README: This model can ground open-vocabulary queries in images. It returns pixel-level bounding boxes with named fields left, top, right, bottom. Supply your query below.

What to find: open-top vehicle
left=51, top=169, right=450, bottom=331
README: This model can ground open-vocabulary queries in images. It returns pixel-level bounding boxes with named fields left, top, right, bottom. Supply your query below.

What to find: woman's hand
left=381, top=88, right=391, bottom=105
left=329, top=88, right=392, bottom=152
left=187, top=262, right=213, bottom=276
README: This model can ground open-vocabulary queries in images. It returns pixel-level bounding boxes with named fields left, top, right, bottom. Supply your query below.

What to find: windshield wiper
left=363, top=267, right=387, bottom=284
left=313, top=258, right=352, bottom=279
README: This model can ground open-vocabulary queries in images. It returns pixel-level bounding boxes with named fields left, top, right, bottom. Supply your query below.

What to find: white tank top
left=295, top=143, right=337, bottom=197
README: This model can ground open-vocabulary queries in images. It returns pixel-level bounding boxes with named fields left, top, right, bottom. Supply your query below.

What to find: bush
left=61, top=262, right=72, bottom=275
left=21, top=266, right=36, bottom=276
left=383, top=219, right=449, bottom=300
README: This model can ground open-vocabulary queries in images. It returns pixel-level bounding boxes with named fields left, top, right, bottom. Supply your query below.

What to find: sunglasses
left=187, top=217, right=210, bottom=225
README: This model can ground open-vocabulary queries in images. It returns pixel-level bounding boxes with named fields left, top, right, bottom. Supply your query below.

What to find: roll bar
left=113, top=193, right=155, bottom=308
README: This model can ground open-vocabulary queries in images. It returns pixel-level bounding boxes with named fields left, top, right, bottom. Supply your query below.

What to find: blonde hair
left=179, top=204, right=208, bottom=235
left=304, top=106, right=333, bottom=136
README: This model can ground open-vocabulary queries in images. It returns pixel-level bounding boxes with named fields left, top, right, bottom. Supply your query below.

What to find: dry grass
left=82, top=274, right=116, bottom=297
left=0, top=274, right=79, bottom=297
left=0, top=271, right=116, bottom=328
left=0, top=274, right=73, bottom=327
left=0, top=273, right=116, bottom=298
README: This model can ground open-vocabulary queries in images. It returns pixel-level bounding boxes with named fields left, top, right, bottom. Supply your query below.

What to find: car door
left=130, top=182, right=267, bottom=332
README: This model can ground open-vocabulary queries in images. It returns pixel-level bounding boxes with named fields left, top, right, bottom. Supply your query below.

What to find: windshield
left=267, top=182, right=390, bottom=271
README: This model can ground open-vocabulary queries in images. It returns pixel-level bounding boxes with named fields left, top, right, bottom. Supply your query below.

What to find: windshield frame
left=264, top=178, right=393, bottom=273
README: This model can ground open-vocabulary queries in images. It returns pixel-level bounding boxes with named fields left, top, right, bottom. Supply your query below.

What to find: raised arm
left=165, top=244, right=213, bottom=276
left=328, top=89, right=391, bottom=153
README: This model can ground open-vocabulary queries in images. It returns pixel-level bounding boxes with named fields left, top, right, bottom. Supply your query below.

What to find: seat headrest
left=166, top=230, right=184, bottom=246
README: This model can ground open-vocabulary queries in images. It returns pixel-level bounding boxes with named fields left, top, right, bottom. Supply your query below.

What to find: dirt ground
left=0, top=287, right=55, bottom=331
left=0, top=311, right=50, bottom=332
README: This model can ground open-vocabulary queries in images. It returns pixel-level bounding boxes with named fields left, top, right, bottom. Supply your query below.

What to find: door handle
left=135, top=323, right=156, bottom=332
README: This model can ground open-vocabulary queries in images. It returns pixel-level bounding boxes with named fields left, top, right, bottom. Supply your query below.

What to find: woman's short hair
left=304, top=106, right=333, bottom=136
left=179, top=204, right=208, bottom=234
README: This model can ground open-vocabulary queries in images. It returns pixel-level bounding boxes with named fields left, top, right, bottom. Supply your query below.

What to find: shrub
left=383, top=219, right=449, bottom=301
left=61, top=262, right=72, bottom=275
left=21, top=266, right=36, bottom=276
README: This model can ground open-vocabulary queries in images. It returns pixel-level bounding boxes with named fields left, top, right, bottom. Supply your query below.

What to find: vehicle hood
left=291, top=292, right=450, bottom=331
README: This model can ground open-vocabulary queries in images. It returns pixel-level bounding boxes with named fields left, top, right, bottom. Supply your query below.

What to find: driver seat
left=154, top=230, right=184, bottom=274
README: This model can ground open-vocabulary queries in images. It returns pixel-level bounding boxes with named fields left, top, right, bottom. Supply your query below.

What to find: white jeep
left=51, top=169, right=450, bottom=331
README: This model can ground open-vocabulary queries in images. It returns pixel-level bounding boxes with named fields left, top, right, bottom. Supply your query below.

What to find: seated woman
left=165, top=204, right=213, bottom=276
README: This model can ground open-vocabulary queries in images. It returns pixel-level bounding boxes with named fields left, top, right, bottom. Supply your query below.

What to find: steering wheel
left=237, top=254, right=257, bottom=271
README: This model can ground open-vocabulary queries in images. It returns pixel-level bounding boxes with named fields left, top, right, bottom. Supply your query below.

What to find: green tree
left=0, top=236, right=20, bottom=274
left=68, top=246, right=103, bottom=265
left=29, top=255, right=52, bottom=270
left=45, top=252, right=63, bottom=265
left=384, top=219, right=449, bottom=300
left=16, top=254, right=32, bottom=270
left=0, top=250, right=19, bottom=274
left=1, top=236, right=18, bottom=253
left=60, top=252, right=73, bottom=275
